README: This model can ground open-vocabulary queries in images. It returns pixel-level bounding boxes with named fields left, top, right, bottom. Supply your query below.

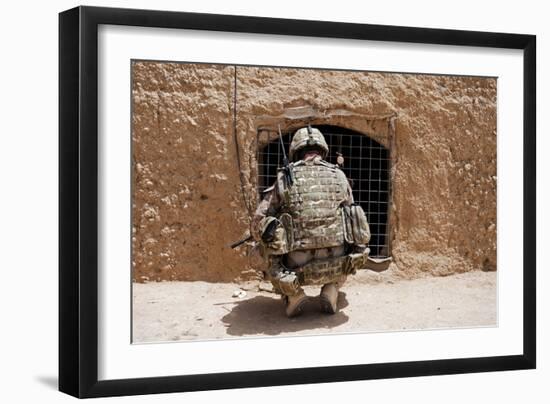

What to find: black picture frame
left=59, top=5, right=536, bottom=398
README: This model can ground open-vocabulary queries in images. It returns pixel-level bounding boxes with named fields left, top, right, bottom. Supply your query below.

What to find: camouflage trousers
left=268, top=247, right=369, bottom=296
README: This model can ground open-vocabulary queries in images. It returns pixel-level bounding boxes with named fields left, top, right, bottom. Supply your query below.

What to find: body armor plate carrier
left=277, top=159, right=349, bottom=251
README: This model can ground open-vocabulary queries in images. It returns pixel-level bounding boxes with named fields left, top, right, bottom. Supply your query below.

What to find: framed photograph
left=59, top=6, right=536, bottom=398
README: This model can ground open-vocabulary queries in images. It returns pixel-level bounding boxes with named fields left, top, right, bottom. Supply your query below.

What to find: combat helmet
left=289, top=126, right=329, bottom=161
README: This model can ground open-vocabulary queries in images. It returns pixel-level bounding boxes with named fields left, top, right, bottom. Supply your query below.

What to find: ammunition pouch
left=268, top=248, right=369, bottom=292
left=258, top=214, right=294, bottom=255
left=272, top=271, right=301, bottom=296
left=267, top=258, right=302, bottom=296
left=342, top=204, right=371, bottom=245
left=298, top=249, right=369, bottom=285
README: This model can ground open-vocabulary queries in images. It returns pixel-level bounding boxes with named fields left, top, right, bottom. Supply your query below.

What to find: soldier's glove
left=261, top=218, right=279, bottom=243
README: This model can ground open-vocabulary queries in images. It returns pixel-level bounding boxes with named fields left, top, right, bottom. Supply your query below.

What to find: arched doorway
left=257, top=125, right=391, bottom=258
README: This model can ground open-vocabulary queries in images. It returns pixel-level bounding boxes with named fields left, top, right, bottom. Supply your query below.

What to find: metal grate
left=257, top=125, right=391, bottom=258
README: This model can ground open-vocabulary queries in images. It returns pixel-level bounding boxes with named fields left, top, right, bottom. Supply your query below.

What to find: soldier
left=253, top=126, right=371, bottom=317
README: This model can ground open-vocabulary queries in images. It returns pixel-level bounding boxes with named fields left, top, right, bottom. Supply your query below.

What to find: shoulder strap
left=316, top=159, right=338, bottom=169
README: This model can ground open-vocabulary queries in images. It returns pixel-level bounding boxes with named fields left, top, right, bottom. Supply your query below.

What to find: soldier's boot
left=320, top=283, right=339, bottom=314
left=284, top=290, right=308, bottom=318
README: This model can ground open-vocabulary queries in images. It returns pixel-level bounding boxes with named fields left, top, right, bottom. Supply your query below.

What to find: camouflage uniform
left=253, top=127, right=371, bottom=316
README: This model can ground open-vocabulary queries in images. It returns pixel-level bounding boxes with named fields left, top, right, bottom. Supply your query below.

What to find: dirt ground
left=132, top=271, right=496, bottom=343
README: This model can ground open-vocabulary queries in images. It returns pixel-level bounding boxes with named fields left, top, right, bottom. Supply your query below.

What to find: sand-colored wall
left=131, top=61, right=496, bottom=282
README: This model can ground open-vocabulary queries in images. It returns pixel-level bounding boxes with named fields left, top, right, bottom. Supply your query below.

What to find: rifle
left=278, top=124, right=294, bottom=186
left=230, top=233, right=253, bottom=249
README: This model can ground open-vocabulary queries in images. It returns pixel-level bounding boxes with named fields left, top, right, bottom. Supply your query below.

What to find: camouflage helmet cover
left=289, top=127, right=329, bottom=161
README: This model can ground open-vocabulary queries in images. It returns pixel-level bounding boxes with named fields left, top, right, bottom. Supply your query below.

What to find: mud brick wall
left=132, top=61, right=496, bottom=282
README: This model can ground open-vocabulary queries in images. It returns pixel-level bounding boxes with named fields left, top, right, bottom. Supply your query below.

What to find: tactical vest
left=278, top=159, right=349, bottom=251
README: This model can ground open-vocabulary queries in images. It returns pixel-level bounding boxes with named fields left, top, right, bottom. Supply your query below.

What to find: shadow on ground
left=221, top=292, right=349, bottom=336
